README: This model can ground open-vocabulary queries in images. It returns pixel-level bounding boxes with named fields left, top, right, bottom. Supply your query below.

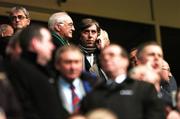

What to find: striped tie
left=70, top=84, right=80, bottom=113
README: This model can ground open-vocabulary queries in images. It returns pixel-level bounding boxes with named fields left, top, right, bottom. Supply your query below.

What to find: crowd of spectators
left=0, top=6, right=180, bottom=119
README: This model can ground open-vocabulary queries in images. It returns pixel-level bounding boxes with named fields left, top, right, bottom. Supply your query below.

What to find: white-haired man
left=48, top=12, right=75, bottom=48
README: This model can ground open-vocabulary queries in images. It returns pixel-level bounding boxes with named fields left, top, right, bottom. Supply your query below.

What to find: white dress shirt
left=86, top=53, right=94, bottom=66
left=58, top=77, right=86, bottom=113
left=114, top=74, right=127, bottom=84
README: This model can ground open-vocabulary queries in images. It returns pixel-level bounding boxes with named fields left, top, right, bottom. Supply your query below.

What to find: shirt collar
left=114, top=74, right=127, bottom=84
left=59, top=76, right=81, bottom=87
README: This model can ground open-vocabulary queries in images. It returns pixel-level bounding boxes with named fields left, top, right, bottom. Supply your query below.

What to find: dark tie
left=70, top=84, right=80, bottom=113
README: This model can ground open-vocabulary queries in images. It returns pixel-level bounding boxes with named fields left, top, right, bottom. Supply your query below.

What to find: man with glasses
left=9, top=6, right=30, bottom=32
left=48, top=12, right=75, bottom=49
left=160, top=60, right=177, bottom=106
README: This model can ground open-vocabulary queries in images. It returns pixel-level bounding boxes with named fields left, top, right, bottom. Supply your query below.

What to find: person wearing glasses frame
left=9, top=6, right=30, bottom=32
left=160, top=60, right=177, bottom=107
left=48, top=12, right=75, bottom=48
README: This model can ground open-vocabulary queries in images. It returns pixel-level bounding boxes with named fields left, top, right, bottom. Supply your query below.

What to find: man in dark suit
left=81, top=44, right=165, bottom=119
left=54, top=45, right=97, bottom=116
left=4, top=25, right=65, bottom=119
left=0, top=59, right=23, bottom=119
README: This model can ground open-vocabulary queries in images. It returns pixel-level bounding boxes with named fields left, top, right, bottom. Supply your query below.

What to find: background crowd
left=0, top=6, right=179, bottom=119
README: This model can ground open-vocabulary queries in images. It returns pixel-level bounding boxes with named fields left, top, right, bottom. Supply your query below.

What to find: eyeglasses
left=10, top=15, right=27, bottom=21
left=162, top=68, right=170, bottom=72
left=58, top=22, right=74, bottom=28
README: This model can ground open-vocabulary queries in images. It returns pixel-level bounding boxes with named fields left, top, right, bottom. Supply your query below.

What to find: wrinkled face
left=100, top=45, right=129, bottom=77
left=139, top=45, right=163, bottom=73
left=56, top=50, right=83, bottom=80
left=80, top=24, right=98, bottom=48
left=35, top=28, right=54, bottom=63
left=57, top=16, right=75, bottom=39
left=10, top=10, right=30, bottom=30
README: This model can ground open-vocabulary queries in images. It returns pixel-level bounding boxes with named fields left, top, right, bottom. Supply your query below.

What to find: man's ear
left=54, top=24, right=60, bottom=32
left=30, top=37, right=38, bottom=51
left=26, top=19, right=30, bottom=26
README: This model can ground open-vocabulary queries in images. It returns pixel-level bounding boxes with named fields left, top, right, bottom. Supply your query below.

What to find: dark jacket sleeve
left=0, top=73, right=23, bottom=119
left=141, top=82, right=166, bottom=119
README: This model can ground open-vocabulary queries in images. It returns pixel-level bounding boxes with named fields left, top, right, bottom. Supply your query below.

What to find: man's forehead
left=103, top=45, right=121, bottom=54
left=144, top=45, right=161, bottom=50
left=84, top=24, right=97, bottom=30
left=12, top=10, right=25, bottom=15
left=57, top=15, right=71, bottom=23
left=63, top=15, right=72, bottom=21
left=61, top=50, right=82, bottom=56
left=144, top=45, right=162, bottom=53
left=162, top=61, right=169, bottom=68
left=60, top=51, right=82, bottom=61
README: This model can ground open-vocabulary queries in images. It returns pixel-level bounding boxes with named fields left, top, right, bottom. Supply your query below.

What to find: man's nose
left=72, top=25, right=75, bottom=31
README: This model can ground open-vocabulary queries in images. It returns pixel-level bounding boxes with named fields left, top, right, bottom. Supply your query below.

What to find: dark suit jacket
left=4, top=55, right=66, bottom=119
left=0, top=36, right=10, bottom=58
left=51, top=31, right=69, bottom=48
left=81, top=77, right=166, bottom=119
left=160, top=76, right=177, bottom=105
left=0, top=59, right=23, bottom=119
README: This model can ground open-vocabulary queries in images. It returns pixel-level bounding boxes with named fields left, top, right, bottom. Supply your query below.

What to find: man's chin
left=16, top=26, right=24, bottom=29
left=86, top=45, right=96, bottom=48
left=66, top=75, right=77, bottom=80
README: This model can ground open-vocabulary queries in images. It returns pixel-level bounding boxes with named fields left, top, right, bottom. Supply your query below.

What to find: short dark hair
left=79, top=18, right=100, bottom=34
left=19, top=25, right=44, bottom=51
left=136, top=41, right=161, bottom=60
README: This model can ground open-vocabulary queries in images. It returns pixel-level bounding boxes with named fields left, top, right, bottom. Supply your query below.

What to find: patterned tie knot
left=70, top=84, right=81, bottom=113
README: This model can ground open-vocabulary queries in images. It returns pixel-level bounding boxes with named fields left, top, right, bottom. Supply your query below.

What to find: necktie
left=70, top=84, right=80, bottom=113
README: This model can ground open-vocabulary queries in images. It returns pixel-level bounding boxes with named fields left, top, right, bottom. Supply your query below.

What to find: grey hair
left=48, top=12, right=69, bottom=30
left=9, top=6, right=30, bottom=19
left=0, top=24, right=13, bottom=34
